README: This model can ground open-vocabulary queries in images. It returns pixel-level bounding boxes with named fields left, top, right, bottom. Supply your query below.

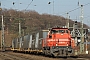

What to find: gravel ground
left=0, top=51, right=90, bottom=60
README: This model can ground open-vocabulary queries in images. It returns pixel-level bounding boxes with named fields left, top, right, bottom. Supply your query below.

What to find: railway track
left=0, top=51, right=89, bottom=60
left=0, top=51, right=34, bottom=60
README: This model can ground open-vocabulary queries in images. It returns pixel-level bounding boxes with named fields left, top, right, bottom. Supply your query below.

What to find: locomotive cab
left=48, top=28, right=69, bottom=38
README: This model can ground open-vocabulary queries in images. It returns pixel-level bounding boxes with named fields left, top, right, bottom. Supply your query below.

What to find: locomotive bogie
left=51, top=46, right=73, bottom=56
left=42, top=46, right=73, bottom=57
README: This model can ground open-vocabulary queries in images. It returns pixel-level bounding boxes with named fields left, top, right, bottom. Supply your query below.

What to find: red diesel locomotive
left=12, top=27, right=76, bottom=57
left=42, top=27, right=75, bottom=57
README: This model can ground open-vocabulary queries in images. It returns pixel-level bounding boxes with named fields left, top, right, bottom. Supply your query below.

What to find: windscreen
left=51, top=30, right=65, bottom=34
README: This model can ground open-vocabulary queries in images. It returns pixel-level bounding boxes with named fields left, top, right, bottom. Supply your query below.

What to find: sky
left=0, top=0, right=90, bottom=26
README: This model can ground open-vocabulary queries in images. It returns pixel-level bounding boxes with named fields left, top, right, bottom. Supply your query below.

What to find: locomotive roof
left=42, top=27, right=69, bottom=32
left=51, top=27, right=68, bottom=30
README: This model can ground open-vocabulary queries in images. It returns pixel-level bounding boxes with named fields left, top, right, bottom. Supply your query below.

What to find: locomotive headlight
left=56, top=43, right=58, bottom=46
left=67, top=43, right=68, bottom=46
left=61, top=34, right=63, bottom=35
left=78, top=39, right=81, bottom=42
